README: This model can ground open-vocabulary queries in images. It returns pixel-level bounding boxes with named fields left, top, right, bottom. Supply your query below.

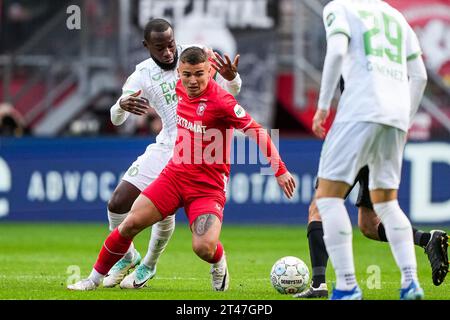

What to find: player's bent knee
left=358, top=220, right=372, bottom=238
left=108, top=190, right=133, bottom=214
left=119, top=198, right=162, bottom=238
left=120, top=212, right=157, bottom=239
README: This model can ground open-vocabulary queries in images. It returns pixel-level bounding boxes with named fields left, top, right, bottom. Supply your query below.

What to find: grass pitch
left=0, top=223, right=448, bottom=300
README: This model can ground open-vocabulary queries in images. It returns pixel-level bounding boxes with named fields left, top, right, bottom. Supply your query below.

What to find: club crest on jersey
left=197, top=102, right=207, bottom=116
left=234, top=104, right=246, bottom=118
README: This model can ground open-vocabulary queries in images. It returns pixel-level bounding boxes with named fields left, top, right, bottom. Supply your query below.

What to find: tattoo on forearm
left=194, top=214, right=215, bottom=236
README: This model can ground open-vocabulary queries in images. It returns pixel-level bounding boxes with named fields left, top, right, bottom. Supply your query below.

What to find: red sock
left=208, top=241, right=224, bottom=264
left=93, top=228, right=132, bottom=275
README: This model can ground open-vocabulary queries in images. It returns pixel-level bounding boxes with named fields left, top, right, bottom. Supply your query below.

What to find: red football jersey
left=163, top=78, right=285, bottom=191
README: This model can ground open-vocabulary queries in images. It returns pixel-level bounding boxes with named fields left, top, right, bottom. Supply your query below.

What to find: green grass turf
left=0, top=223, right=448, bottom=300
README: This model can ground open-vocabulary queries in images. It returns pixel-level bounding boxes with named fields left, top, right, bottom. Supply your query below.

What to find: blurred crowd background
left=0, top=0, right=449, bottom=140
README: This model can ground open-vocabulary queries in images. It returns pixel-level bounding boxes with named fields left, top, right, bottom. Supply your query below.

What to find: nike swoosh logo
left=339, top=231, right=352, bottom=236
left=133, top=280, right=147, bottom=288
left=220, top=270, right=228, bottom=291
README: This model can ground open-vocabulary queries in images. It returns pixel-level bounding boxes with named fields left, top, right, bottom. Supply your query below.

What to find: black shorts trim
left=315, top=165, right=373, bottom=210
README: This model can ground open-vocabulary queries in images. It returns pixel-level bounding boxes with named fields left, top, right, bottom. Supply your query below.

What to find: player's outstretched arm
left=211, top=52, right=240, bottom=81
left=312, top=109, right=329, bottom=139
left=222, top=95, right=295, bottom=198
left=119, top=91, right=151, bottom=116
left=110, top=68, right=152, bottom=126
left=313, top=33, right=348, bottom=137
left=110, top=90, right=151, bottom=125
left=276, top=171, right=296, bottom=199
left=210, top=52, right=242, bottom=96
left=407, top=56, right=427, bottom=126
left=243, top=120, right=296, bottom=199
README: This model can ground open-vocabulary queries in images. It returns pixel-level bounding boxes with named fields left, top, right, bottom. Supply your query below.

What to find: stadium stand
left=0, top=0, right=448, bottom=139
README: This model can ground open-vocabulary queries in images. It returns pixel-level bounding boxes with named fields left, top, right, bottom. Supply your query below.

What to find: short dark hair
left=144, top=18, right=173, bottom=42
left=180, top=47, right=208, bottom=65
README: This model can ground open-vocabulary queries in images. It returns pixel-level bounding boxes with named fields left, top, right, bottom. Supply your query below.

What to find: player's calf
left=357, top=207, right=381, bottom=241
left=193, top=241, right=218, bottom=262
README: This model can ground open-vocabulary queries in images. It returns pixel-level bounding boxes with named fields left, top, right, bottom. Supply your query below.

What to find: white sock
left=123, top=242, right=136, bottom=261
left=316, top=197, right=357, bottom=291
left=373, top=200, right=418, bottom=288
left=107, top=210, right=128, bottom=231
left=142, top=215, right=175, bottom=268
left=213, top=252, right=226, bottom=269
left=88, top=268, right=104, bottom=285
left=108, top=210, right=135, bottom=260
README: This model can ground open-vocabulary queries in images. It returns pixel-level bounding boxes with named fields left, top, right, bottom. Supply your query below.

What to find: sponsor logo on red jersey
left=177, top=115, right=207, bottom=133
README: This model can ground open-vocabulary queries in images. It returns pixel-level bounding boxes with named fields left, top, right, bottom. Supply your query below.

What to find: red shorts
left=142, top=171, right=226, bottom=226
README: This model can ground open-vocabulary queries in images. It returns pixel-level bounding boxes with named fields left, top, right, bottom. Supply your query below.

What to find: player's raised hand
left=119, top=90, right=151, bottom=116
left=211, top=52, right=240, bottom=81
left=276, top=171, right=296, bottom=199
left=312, top=109, right=329, bottom=139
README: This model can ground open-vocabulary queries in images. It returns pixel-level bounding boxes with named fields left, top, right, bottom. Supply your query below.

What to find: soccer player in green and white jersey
left=309, top=0, right=428, bottom=300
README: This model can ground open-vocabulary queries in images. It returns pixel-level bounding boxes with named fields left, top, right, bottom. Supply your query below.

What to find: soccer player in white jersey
left=294, top=83, right=448, bottom=300
left=104, top=18, right=242, bottom=289
left=312, top=0, right=428, bottom=300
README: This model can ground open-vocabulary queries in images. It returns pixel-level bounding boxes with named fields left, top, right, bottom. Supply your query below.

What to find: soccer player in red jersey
left=68, top=46, right=296, bottom=291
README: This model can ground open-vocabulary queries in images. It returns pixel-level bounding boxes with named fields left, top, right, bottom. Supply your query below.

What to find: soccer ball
left=270, top=256, right=310, bottom=294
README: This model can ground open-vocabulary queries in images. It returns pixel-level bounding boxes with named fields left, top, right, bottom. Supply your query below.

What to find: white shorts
left=122, top=143, right=174, bottom=191
left=318, top=122, right=407, bottom=190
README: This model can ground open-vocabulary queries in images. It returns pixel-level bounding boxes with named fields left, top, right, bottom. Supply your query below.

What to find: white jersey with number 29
left=323, top=0, right=422, bottom=132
